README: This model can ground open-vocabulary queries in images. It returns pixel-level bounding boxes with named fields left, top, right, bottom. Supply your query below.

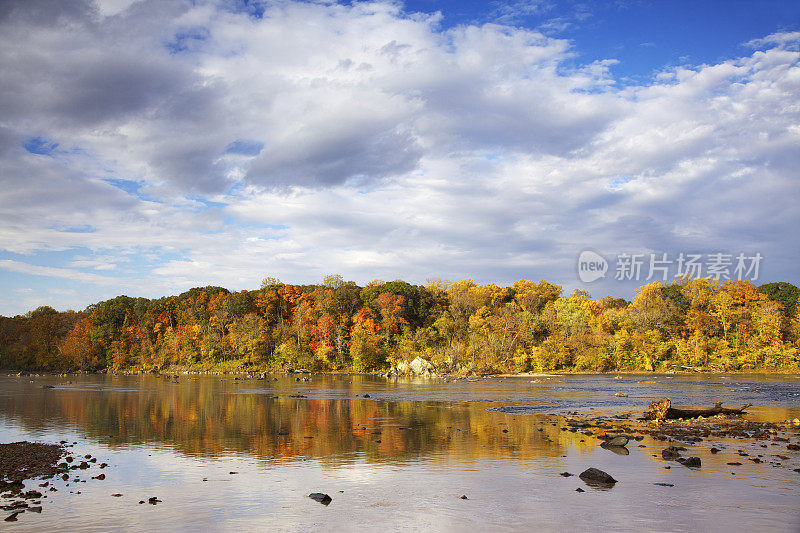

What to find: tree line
left=1, top=276, right=798, bottom=373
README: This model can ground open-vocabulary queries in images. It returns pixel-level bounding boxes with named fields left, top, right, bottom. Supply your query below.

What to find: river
left=1, top=373, right=799, bottom=531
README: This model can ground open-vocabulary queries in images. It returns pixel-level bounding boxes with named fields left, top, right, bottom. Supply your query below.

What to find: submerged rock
left=661, top=446, right=684, bottom=460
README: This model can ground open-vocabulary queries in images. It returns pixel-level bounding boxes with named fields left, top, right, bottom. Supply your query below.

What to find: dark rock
left=92, top=474, right=105, bottom=480
left=460, top=495, right=468, bottom=499
left=309, top=493, right=332, bottom=505
left=727, top=462, right=742, bottom=466
left=28, top=506, right=42, bottom=513
left=679, top=457, right=701, bottom=468
left=559, top=472, right=574, bottom=477
left=579, top=467, right=617, bottom=487
left=575, top=488, right=585, bottom=492
left=5, top=511, right=23, bottom=522
left=787, top=444, right=800, bottom=451
left=661, top=446, right=683, bottom=460
left=363, top=394, right=370, bottom=398
left=0, top=501, right=27, bottom=511
left=710, top=447, right=721, bottom=454
left=602, top=435, right=629, bottom=447
left=653, top=483, right=674, bottom=487
left=148, top=497, right=161, bottom=505
left=229, top=472, right=238, bottom=475
left=111, top=493, right=123, bottom=497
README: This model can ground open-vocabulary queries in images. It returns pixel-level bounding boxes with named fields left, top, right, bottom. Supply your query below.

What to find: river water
left=1, top=373, right=799, bottom=532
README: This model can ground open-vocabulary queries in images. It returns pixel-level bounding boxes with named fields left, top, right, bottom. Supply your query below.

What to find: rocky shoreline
left=557, top=409, right=800, bottom=482
left=0, top=441, right=110, bottom=522
left=5, top=361, right=800, bottom=381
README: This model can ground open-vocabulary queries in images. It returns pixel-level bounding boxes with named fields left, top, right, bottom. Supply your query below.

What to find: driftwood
left=642, top=398, right=752, bottom=421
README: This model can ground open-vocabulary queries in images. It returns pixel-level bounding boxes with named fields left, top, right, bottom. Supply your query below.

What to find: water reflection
left=0, top=375, right=602, bottom=464
left=2, top=374, right=800, bottom=532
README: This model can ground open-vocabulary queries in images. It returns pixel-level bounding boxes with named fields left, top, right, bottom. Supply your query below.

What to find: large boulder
left=396, top=360, right=411, bottom=375
left=410, top=356, right=434, bottom=375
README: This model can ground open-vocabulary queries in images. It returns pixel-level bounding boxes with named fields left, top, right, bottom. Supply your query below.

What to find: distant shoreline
left=4, top=368, right=799, bottom=378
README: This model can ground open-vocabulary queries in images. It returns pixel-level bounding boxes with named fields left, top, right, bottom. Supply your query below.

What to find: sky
left=1, top=0, right=799, bottom=316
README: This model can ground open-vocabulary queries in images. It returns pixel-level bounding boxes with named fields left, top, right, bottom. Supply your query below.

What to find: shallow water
left=1, top=373, right=799, bottom=532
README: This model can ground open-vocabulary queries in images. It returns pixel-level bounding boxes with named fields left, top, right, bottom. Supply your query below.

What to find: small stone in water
left=579, top=468, right=617, bottom=486
left=309, top=493, right=332, bottom=505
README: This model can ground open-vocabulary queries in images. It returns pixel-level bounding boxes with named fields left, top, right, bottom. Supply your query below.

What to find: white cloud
left=0, top=0, right=798, bottom=314
left=0, top=259, right=117, bottom=285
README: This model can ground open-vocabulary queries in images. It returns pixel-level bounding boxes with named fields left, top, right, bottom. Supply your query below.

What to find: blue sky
left=402, top=0, right=800, bottom=78
left=0, top=0, right=798, bottom=315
